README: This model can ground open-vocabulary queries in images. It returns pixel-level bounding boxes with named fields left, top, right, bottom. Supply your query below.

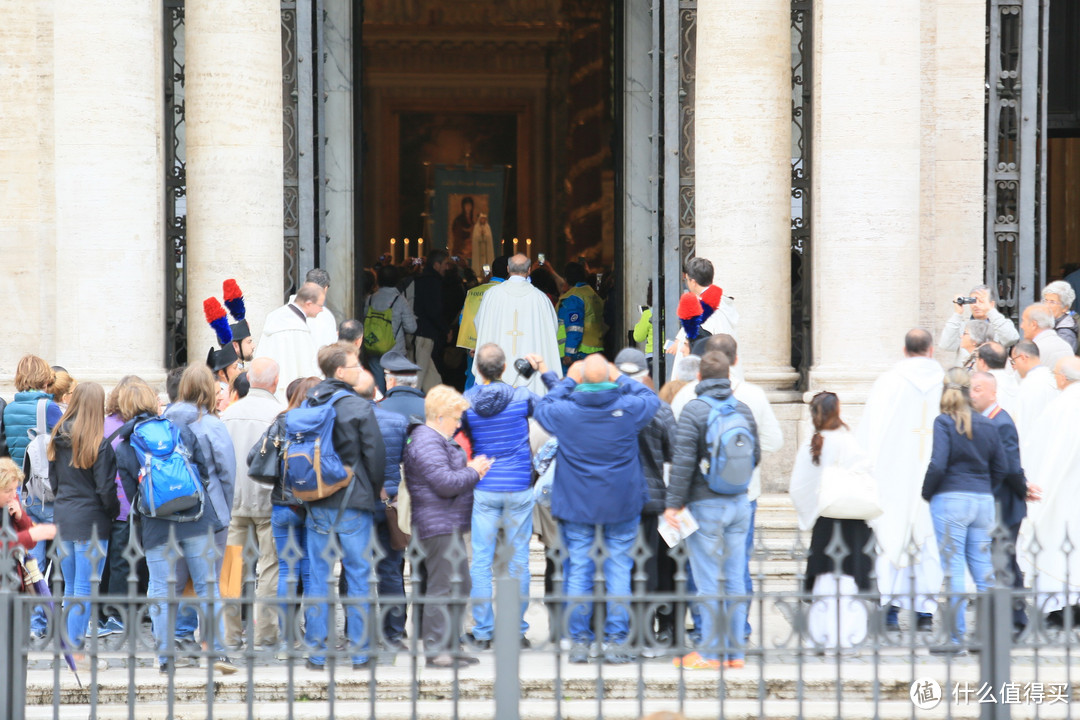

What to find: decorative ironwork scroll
left=986, top=0, right=1048, bottom=318
left=282, top=1, right=301, bottom=296
left=678, top=1, right=696, bottom=269
left=164, top=0, right=187, bottom=368
left=791, top=0, right=812, bottom=386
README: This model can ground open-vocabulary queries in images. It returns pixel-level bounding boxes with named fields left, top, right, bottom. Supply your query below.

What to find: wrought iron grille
left=678, top=1, right=696, bottom=270
left=3, top=501, right=1079, bottom=719
left=282, top=1, right=301, bottom=298
left=986, top=0, right=1048, bottom=319
left=163, top=0, right=187, bottom=369
left=791, top=0, right=812, bottom=387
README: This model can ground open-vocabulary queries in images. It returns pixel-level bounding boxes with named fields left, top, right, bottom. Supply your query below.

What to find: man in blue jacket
left=535, top=353, right=660, bottom=664
left=970, top=371, right=1032, bottom=635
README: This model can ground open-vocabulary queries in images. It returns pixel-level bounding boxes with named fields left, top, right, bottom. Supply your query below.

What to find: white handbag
left=817, top=464, right=883, bottom=521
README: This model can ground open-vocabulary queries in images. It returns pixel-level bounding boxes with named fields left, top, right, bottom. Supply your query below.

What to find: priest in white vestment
left=857, top=329, right=944, bottom=618
left=1019, top=358, right=1080, bottom=613
left=472, top=254, right=562, bottom=395
left=1009, top=340, right=1060, bottom=442
left=256, top=282, right=325, bottom=402
left=288, top=268, right=338, bottom=349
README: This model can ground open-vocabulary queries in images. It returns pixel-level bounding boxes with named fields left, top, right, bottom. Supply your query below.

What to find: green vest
left=456, top=281, right=499, bottom=349
left=557, top=285, right=605, bottom=355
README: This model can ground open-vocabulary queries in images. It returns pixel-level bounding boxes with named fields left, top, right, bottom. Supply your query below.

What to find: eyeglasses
left=342, top=364, right=363, bottom=371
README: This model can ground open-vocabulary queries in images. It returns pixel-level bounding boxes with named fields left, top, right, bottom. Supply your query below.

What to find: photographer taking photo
left=939, top=285, right=1019, bottom=367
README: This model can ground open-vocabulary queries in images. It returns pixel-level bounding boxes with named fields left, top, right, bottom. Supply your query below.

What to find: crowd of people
left=3, top=253, right=1080, bottom=677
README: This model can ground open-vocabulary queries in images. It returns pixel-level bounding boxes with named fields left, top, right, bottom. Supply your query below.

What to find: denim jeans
left=374, top=518, right=406, bottom=642
left=174, top=528, right=226, bottom=639
left=58, top=539, right=108, bottom=648
left=304, top=506, right=373, bottom=665
left=686, top=495, right=751, bottom=661
left=743, top=499, right=757, bottom=638
left=271, top=505, right=311, bottom=602
left=930, top=491, right=995, bottom=641
left=470, top=489, right=534, bottom=640
left=23, top=499, right=53, bottom=635
left=560, top=518, right=638, bottom=645
left=146, top=533, right=226, bottom=664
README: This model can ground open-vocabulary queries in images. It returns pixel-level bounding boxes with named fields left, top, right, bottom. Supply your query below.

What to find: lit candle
left=417, top=237, right=424, bottom=258
left=526, top=238, right=532, bottom=253
left=404, top=238, right=410, bottom=260
left=513, top=237, right=519, bottom=252
left=390, top=237, right=396, bottom=263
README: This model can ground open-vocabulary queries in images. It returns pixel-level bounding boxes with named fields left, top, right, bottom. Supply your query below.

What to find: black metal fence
left=1, top=510, right=1077, bottom=720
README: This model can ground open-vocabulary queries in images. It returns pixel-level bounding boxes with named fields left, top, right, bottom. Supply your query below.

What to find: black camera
left=955, top=296, right=977, bottom=305
left=513, top=358, right=536, bottom=379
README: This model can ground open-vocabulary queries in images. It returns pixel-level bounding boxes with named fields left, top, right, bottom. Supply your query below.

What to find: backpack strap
left=35, top=399, right=47, bottom=435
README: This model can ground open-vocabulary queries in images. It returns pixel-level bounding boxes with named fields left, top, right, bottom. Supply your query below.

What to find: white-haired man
left=1042, top=280, right=1078, bottom=352
left=1020, top=303, right=1073, bottom=371
left=939, top=285, right=1019, bottom=366
left=1009, top=340, right=1059, bottom=440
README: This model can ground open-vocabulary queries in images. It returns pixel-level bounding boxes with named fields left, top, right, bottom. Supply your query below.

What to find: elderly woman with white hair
left=1042, top=280, right=1078, bottom=352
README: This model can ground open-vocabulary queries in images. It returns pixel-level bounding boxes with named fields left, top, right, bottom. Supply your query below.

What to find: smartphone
left=538, top=253, right=546, bottom=265
left=483, top=264, right=491, bottom=275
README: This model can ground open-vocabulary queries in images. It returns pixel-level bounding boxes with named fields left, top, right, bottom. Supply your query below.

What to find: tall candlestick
left=526, top=238, right=532, bottom=254
left=417, top=237, right=424, bottom=258
left=390, top=237, right=396, bottom=264
left=404, top=237, right=410, bottom=260
left=513, top=237, right=519, bottom=253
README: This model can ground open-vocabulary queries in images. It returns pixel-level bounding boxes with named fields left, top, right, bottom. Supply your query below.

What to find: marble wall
left=323, top=0, right=355, bottom=322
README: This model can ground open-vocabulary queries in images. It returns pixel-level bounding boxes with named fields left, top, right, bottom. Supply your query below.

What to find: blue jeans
left=146, top=533, right=226, bottom=664
left=271, top=505, right=312, bottom=602
left=743, top=499, right=757, bottom=638
left=58, top=539, right=108, bottom=648
left=23, top=499, right=53, bottom=635
left=930, top=491, right=995, bottom=641
left=686, top=495, right=751, bottom=661
left=304, top=506, right=373, bottom=666
left=470, top=489, right=533, bottom=640
left=174, top=528, right=226, bottom=639
left=560, top=518, right=638, bottom=644
left=374, top=517, right=406, bottom=642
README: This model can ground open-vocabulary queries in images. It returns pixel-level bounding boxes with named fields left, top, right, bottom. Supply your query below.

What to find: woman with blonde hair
left=47, top=371, right=77, bottom=410
left=921, top=367, right=1008, bottom=650
left=403, top=384, right=492, bottom=668
left=48, top=382, right=119, bottom=654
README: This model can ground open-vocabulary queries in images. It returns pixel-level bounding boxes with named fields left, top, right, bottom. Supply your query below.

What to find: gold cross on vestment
left=912, top=400, right=934, bottom=461
left=506, top=310, right=525, bottom=357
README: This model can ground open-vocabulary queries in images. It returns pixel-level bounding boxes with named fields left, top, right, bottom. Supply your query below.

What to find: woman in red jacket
left=0, top=457, right=58, bottom=566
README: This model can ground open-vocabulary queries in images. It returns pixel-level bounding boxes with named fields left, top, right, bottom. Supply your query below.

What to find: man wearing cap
left=378, top=350, right=427, bottom=423
left=614, top=347, right=679, bottom=647
left=256, top=281, right=325, bottom=403
left=461, top=344, right=556, bottom=649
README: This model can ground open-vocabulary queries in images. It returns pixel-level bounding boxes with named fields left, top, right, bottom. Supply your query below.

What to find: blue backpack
left=282, top=390, right=353, bottom=502
left=698, top=395, right=756, bottom=495
left=130, top=417, right=204, bottom=521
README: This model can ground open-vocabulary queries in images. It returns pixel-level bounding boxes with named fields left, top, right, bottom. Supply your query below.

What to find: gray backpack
left=23, top=399, right=55, bottom=504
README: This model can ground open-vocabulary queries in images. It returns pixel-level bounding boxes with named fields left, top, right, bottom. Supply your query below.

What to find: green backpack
left=363, top=294, right=399, bottom=356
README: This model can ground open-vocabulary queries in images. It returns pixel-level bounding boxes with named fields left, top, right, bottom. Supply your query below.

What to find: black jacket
left=639, top=402, right=675, bottom=515
left=379, top=385, right=426, bottom=424
left=49, top=424, right=119, bottom=542
left=988, top=407, right=1027, bottom=527
left=666, top=378, right=760, bottom=509
left=305, top=379, right=386, bottom=513
left=413, top=267, right=447, bottom=341
left=921, top=412, right=1007, bottom=501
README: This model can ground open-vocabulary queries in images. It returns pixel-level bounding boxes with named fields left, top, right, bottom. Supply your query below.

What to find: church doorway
left=359, top=1, right=620, bottom=295
left=1046, top=1, right=1080, bottom=291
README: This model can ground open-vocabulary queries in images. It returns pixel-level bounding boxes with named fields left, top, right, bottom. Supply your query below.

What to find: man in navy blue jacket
left=970, top=371, right=1031, bottom=634
left=535, top=353, right=660, bottom=664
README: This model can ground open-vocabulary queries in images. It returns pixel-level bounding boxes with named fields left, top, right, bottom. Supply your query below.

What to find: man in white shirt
left=1009, top=340, right=1060, bottom=442
left=256, top=282, right=325, bottom=402
left=1021, top=303, right=1073, bottom=371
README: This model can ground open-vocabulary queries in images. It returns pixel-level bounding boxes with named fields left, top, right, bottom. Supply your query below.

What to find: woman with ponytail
left=920, top=367, right=1008, bottom=651
left=789, top=391, right=876, bottom=651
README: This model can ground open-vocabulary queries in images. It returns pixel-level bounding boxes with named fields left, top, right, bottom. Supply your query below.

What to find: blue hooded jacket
left=462, top=383, right=537, bottom=493
left=534, top=372, right=660, bottom=525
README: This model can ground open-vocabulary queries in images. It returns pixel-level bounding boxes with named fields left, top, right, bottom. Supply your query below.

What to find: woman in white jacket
left=789, top=391, right=878, bottom=651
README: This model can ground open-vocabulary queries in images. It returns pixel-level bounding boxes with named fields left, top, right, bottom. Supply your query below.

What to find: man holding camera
left=939, top=285, right=1019, bottom=367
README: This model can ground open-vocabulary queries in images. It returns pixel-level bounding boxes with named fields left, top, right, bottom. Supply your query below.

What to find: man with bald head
left=257, top=281, right=327, bottom=401
left=1021, top=355, right=1080, bottom=626
left=221, top=357, right=284, bottom=649
left=970, top=371, right=1031, bottom=634
left=535, top=352, right=660, bottom=664
left=1020, top=303, right=1073, bottom=371
left=473, top=253, right=562, bottom=395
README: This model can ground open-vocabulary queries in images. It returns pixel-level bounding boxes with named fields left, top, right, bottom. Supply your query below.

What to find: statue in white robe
left=473, top=275, right=562, bottom=395
left=857, top=353, right=945, bottom=615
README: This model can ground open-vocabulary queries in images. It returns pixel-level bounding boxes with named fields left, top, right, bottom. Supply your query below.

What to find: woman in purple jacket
left=403, top=385, right=492, bottom=668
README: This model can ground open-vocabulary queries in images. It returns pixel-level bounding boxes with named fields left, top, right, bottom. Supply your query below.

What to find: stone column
left=52, top=1, right=165, bottom=381
left=695, top=0, right=795, bottom=388
left=186, top=0, right=284, bottom=357
left=809, top=0, right=922, bottom=392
